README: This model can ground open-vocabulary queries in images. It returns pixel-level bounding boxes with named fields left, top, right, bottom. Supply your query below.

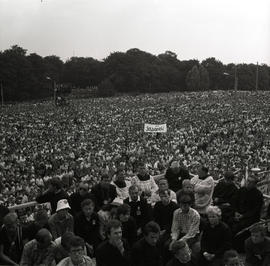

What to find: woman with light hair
left=199, top=205, right=232, bottom=266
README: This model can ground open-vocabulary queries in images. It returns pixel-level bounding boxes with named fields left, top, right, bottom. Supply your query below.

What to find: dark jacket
left=74, top=211, right=101, bottom=250
left=69, top=192, right=96, bottom=215
left=96, top=240, right=130, bottom=266
left=91, top=183, right=117, bottom=210
left=165, top=168, right=190, bottom=192
left=36, top=189, right=69, bottom=214
left=131, top=238, right=162, bottom=266
left=123, top=197, right=152, bottom=230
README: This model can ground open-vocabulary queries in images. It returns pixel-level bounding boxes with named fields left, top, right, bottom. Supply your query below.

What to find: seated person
left=199, top=206, right=232, bottom=266
left=151, top=178, right=177, bottom=206
left=131, top=162, right=158, bottom=202
left=213, top=171, right=238, bottom=224
left=131, top=221, right=162, bottom=266
left=124, top=185, right=153, bottom=235
left=170, top=194, right=200, bottom=250
left=176, top=180, right=195, bottom=207
left=223, top=249, right=243, bottom=266
left=57, top=236, right=94, bottom=266
left=166, top=240, right=195, bottom=266
left=53, top=232, right=75, bottom=264
left=245, top=224, right=270, bottom=266
left=96, top=219, right=130, bottom=266
left=0, top=213, right=26, bottom=265
left=153, top=189, right=178, bottom=242
left=49, top=199, right=74, bottom=239
left=74, top=199, right=102, bottom=256
left=25, top=209, right=50, bottom=241
left=20, top=228, right=56, bottom=266
left=231, top=175, right=263, bottom=252
left=116, top=204, right=137, bottom=247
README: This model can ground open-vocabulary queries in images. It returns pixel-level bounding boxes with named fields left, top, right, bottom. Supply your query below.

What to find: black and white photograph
left=0, top=0, right=270, bottom=265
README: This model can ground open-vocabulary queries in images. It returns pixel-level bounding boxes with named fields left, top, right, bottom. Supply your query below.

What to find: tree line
left=0, top=45, right=269, bottom=101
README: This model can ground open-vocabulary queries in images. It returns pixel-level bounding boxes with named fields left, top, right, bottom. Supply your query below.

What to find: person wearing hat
left=49, top=199, right=74, bottom=240
left=166, top=240, right=195, bottom=266
left=36, top=177, right=69, bottom=214
left=245, top=224, right=270, bottom=266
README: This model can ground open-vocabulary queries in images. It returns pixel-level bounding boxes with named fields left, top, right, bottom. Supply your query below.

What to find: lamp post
left=0, top=81, right=3, bottom=107
left=223, top=65, right=238, bottom=92
left=46, top=76, right=57, bottom=105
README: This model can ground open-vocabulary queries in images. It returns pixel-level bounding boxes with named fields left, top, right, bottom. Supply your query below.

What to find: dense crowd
left=1, top=91, right=270, bottom=265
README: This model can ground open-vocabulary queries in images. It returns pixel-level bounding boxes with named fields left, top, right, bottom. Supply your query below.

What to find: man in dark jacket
left=124, top=185, right=152, bottom=235
left=165, top=161, right=190, bottom=192
left=96, top=219, right=130, bottom=266
left=131, top=221, right=162, bottom=266
left=36, top=177, right=69, bottom=214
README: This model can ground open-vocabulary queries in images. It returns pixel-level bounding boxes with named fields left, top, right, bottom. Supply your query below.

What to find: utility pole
left=0, top=81, right=3, bottom=107
left=255, top=62, right=259, bottom=92
left=53, top=81, right=57, bottom=105
left=234, top=65, right=238, bottom=92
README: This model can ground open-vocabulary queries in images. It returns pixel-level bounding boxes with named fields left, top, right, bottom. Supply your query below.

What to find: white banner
left=144, top=123, right=167, bottom=133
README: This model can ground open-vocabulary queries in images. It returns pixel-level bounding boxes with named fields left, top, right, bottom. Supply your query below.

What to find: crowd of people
left=0, top=90, right=270, bottom=265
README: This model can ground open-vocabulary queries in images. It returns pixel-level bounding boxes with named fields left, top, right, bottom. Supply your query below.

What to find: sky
left=0, top=0, right=270, bottom=64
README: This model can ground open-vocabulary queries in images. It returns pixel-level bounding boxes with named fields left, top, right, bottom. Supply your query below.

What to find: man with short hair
left=170, top=194, right=200, bottom=249
left=245, top=224, right=270, bottom=266
left=166, top=240, right=195, bottom=266
left=124, top=185, right=152, bottom=235
left=49, top=199, right=74, bottom=239
left=74, top=199, right=102, bottom=255
left=0, top=212, right=25, bottom=265
left=96, top=219, right=130, bottom=266
left=36, top=177, right=69, bottom=214
left=151, top=178, right=177, bottom=206
left=131, top=221, right=162, bottom=266
left=20, top=228, right=56, bottom=266
left=57, top=236, right=94, bottom=266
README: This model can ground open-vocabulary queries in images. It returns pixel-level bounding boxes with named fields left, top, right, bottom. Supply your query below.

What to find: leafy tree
left=186, top=65, right=200, bottom=91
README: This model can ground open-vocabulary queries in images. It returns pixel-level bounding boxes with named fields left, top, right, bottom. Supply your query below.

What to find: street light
left=223, top=66, right=238, bottom=92
left=46, top=76, right=57, bottom=105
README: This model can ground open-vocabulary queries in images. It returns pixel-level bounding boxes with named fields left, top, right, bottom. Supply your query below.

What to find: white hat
left=56, top=199, right=70, bottom=212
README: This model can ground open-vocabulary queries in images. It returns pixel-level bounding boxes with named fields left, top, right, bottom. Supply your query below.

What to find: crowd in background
left=0, top=90, right=270, bottom=265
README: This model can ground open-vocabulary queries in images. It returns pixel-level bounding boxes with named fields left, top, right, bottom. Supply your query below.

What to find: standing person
left=20, top=229, right=56, bottom=266
left=112, top=169, right=131, bottom=202
left=49, top=199, right=74, bottom=240
left=69, top=182, right=95, bottom=216
left=95, top=219, right=130, bottom=266
left=191, top=166, right=214, bottom=216
left=74, top=199, right=102, bottom=256
left=165, top=161, right=190, bottom=192
left=57, top=236, right=94, bottom=266
left=36, top=177, right=69, bottom=214
left=91, top=174, right=117, bottom=211
left=123, top=185, right=152, bottom=235
left=0, top=213, right=26, bottom=265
